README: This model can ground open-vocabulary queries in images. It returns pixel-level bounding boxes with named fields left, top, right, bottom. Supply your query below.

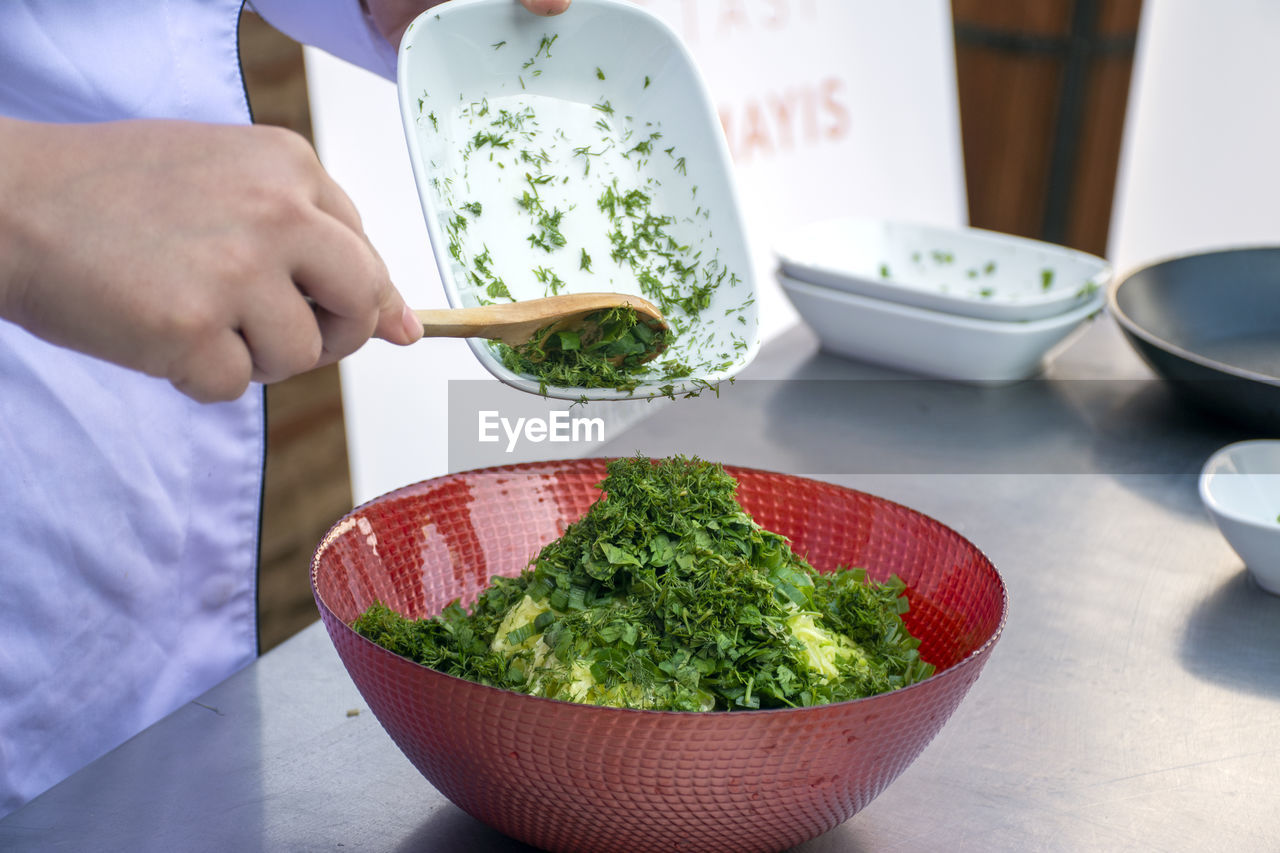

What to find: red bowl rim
left=311, top=457, right=1009, bottom=718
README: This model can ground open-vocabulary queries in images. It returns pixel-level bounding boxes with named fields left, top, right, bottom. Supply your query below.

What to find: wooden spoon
left=415, top=292, right=668, bottom=364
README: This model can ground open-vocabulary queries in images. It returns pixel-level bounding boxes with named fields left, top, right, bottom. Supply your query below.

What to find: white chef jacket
left=0, top=0, right=395, bottom=817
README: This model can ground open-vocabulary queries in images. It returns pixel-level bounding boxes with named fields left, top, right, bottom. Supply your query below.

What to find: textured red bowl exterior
left=311, top=460, right=1006, bottom=853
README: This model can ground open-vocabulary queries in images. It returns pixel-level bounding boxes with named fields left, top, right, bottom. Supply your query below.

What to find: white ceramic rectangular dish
left=778, top=270, right=1104, bottom=384
left=398, top=0, right=758, bottom=399
left=775, top=218, right=1111, bottom=322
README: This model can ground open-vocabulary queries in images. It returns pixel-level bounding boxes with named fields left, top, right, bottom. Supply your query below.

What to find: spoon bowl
left=414, top=292, right=668, bottom=366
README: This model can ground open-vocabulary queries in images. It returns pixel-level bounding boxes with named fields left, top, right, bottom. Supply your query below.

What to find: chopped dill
left=572, top=144, right=607, bottom=176
left=486, top=277, right=512, bottom=300
left=533, top=265, right=567, bottom=296
left=472, top=130, right=511, bottom=150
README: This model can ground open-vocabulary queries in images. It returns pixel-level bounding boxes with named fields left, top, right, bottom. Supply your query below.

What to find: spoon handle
left=412, top=293, right=666, bottom=345
left=414, top=304, right=540, bottom=339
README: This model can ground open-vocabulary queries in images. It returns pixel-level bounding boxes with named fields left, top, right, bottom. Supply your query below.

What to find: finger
left=238, top=276, right=325, bottom=384
left=169, top=327, right=255, bottom=403
left=342, top=233, right=422, bottom=347
left=309, top=167, right=367, bottom=237
left=520, top=0, right=571, bottom=15
left=307, top=292, right=419, bottom=372
left=286, top=209, right=421, bottom=362
left=368, top=281, right=422, bottom=347
left=306, top=174, right=422, bottom=348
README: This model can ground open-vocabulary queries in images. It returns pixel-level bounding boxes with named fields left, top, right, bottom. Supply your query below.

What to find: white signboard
left=1110, top=0, right=1280, bottom=274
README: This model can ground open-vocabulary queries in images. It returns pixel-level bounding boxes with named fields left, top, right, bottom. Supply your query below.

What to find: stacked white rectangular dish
left=775, top=218, right=1111, bottom=383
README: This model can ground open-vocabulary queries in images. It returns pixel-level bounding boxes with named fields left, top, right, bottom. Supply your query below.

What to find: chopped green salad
left=352, top=456, right=934, bottom=711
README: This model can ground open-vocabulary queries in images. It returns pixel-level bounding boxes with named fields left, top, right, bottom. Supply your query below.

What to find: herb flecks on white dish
left=418, top=39, right=749, bottom=396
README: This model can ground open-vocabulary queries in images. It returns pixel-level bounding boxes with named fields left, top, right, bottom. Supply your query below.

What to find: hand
left=0, top=116, right=422, bottom=403
left=365, top=0, right=572, bottom=54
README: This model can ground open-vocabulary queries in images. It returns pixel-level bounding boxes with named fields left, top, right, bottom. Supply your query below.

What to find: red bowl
left=311, top=460, right=1006, bottom=853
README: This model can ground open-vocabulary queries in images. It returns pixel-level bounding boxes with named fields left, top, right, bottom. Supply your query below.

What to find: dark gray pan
left=1108, top=246, right=1280, bottom=433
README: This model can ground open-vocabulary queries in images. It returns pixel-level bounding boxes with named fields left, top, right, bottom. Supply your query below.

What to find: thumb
left=520, top=0, right=571, bottom=15
left=373, top=282, right=424, bottom=346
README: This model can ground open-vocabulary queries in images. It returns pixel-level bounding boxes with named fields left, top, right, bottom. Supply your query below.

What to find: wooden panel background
left=239, top=11, right=353, bottom=651
left=952, top=0, right=1142, bottom=255
left=238, top=1, right=1141, bottom=651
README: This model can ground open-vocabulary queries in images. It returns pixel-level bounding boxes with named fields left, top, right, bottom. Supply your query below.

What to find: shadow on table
left=754, top=373, right=1093, bottom=477
left=392, top=804, right=886, bottom=853
left=1179, top=568, right=1280, bottom=699
left=394, top=807, right=539, bottom=853
left=789, top=824, right=879, bottom=852
left=1082, top=380, right=1252, bottom=519
left=752, top=349, right=1250, bottom=485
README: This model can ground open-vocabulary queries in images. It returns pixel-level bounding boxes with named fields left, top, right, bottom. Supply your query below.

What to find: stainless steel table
left=4, top=319, right=1278, bottom=852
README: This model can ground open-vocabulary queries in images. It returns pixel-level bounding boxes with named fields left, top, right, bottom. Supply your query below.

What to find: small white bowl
left=1199, top=440, right=1280, bottom=595
left=398, top=0, right=758, bottom=399
left=775, top=218, right=1112, bottom=322
left=778, top=271, right=1103, bottom=384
